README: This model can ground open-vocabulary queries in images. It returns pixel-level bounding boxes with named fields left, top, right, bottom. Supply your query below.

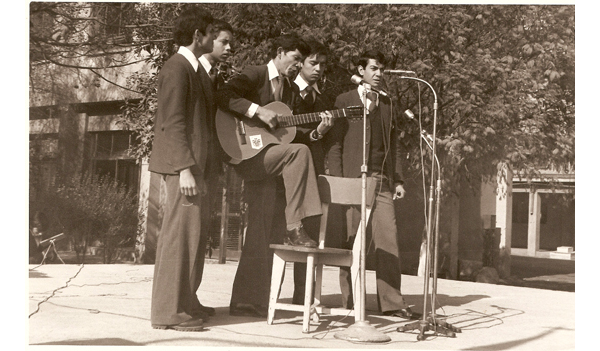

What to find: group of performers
left=148, top=7, right=416, bottom=332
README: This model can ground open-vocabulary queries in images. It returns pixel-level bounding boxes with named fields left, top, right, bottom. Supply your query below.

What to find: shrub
left=42, top=175, right=138, bottom=264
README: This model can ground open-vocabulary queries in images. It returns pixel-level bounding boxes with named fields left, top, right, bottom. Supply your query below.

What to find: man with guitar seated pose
left=216, top=34, right=323, bottom=318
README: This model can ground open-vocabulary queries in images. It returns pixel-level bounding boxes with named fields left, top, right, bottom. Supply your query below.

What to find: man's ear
left=357, top=65, right=365, bottom=77
left=276, top=47, right=285, bottom=58
left=193, top=29, right=201, bottom=43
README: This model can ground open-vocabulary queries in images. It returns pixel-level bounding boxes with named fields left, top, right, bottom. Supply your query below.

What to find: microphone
left=384, top=69, right=416, bottom=75
left=405, top=109, right=434, bottom=142
left=350, top=75, right=388, bottom=97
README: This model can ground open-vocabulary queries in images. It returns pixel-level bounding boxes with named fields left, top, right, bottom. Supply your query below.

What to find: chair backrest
left=316, top=175, right=378, bottom=248
left=317, top=175, right=377, bottom=208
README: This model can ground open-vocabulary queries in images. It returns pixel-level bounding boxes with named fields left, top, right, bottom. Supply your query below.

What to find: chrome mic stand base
left=397, top=314, right=461, bottom=341
left=334, top=320, right=391, bottom=343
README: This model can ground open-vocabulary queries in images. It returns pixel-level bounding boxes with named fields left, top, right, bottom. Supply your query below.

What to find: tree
left=31, top=3, right=575, bottom=263
left=113, top=4, right=575, bottom=187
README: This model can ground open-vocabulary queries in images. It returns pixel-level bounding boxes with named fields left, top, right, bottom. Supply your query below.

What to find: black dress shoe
left=229, top=303, right=268, bottom=318
left=285, top=225, right=317, bottom=248
left=384, top=307, right=422, bottom=320
left=199, top=304, right=216, bottom=316
left=191, top=310, right=210, bottom=321
left=152, top=317, right=204, bottom=332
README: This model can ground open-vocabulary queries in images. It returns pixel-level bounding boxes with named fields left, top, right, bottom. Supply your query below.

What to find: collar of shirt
left=267, top=60, right=280, bottom=81
left=357, top=85, right=379, bottom=108
left=177, top=46, right=199, bottom=72
left=294, top=74, right=321, bottom=98
left=199, top=55, right=213, bottom=74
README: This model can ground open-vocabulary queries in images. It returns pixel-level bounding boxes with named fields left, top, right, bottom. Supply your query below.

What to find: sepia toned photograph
left=27, top=1, right=577, bottom=349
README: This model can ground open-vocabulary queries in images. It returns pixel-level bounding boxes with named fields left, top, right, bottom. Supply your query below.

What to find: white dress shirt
left=357, top=84, right=379, bottom=111
left=245, top=60, right=280, bottom=118
left=294, top=74, right=321, bottom=101
left=199, top=54, right=213, bottom=74
left=177, top=46, right=199, bottom=72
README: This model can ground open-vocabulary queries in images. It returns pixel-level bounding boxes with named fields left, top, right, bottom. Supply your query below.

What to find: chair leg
left=314, top=263, right=323, bottom=308
left=312, top=263, right=323, bottom=323
left=303, top=253, right=316, bottom=333
left=268, top=252, right=286, bottom=325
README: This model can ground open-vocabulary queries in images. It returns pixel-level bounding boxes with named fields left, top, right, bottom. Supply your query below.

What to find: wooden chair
left=267, top=175, right=377, bottom=333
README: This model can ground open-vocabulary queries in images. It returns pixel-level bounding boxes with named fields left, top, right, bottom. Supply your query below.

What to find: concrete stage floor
left=28, top=260, right=575, bottom=350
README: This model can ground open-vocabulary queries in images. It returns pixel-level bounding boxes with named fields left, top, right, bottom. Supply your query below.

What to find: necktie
left=304, top=85, right=315, bottom=106
left=366, top=91, right=378, bottom=112
left=208, top=67, right=218, bottom=84
left=273, top=76, right=283, bottom=102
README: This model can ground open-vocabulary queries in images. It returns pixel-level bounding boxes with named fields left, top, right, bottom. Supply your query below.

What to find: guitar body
left=216, top=101, right=361, bottom=163
left=216, top=101, right=297, bottom=162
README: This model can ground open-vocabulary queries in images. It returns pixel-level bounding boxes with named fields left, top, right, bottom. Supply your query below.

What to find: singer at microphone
left=350, top=75, right=388, bottom=97
left=328, top=50, right=413, bottom=317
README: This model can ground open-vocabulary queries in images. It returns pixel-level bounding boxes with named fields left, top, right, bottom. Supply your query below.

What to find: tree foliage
left=30, top=3, right=575, bottom=189
left=37, top=175, right=139, bottom=263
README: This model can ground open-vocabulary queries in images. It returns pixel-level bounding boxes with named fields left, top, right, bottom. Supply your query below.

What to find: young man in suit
left=326, top=50, right=417, bottom=319
left=200, top=19, right=234, bottom=187
left=289, top=38, right=335, bottom=305
left=216, top=34, right=322, bottom=317
left=148, top=7, right=215, bottom=332
left=200, top=18, right=233, bottom=91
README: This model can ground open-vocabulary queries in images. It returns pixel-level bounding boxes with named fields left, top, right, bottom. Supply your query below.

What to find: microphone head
left=350, top=75, right=363, bottom=85
left=384, top=69, right=416, bottom=75
left=404, top=109, right=415, bottom=120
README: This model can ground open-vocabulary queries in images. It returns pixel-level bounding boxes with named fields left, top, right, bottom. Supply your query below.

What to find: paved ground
left=27, top=258, right=575, bottom=350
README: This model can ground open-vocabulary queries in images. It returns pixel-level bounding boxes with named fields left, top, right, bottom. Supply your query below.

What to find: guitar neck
left=276, top=109, right=349, bottom=127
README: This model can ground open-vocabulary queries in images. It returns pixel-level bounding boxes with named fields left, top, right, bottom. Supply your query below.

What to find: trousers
left=338, top=173, right=408, bottom=313
left=230, top=143, right=322, bottom=308
left=151, top=174, right=209, bottom=325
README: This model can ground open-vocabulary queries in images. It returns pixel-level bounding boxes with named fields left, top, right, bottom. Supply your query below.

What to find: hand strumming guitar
left=255, top=106, right=280, bottom=130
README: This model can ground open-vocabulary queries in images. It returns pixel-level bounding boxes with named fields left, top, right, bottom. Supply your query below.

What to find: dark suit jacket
left=327, top=89, right=404, bottom=189
left=216, top=64, right=297, bottom=116
left=149, top=53, right=213, bottom=176
left=291, top=85, right=334, bottom=176
left=292, top=86, right=333, bottom=143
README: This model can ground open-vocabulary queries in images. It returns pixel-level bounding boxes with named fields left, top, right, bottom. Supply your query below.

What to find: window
left=87, top=131, right=139, bottom=192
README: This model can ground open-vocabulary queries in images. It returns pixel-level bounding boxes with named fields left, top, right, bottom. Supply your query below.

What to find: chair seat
left=270, top=244, right=352, bottom=256
left=270, top=244, right=353, bottom=274
left=267, top=175, right=377, bottom=333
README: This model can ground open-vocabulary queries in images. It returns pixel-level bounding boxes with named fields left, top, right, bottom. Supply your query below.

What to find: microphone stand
left=334, top=84, right=391, bottom=343
left=393, top=76, right=461, bottom=340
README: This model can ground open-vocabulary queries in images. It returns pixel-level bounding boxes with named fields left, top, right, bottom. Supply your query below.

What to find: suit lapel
left=197, top=67, right=214, bottom=108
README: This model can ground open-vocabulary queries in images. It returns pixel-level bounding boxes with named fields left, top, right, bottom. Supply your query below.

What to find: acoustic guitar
left=216, top=101, right=362, bottom=163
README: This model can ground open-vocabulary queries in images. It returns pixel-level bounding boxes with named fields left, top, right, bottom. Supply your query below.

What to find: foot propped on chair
left=284, top=225, right=317, bottom=248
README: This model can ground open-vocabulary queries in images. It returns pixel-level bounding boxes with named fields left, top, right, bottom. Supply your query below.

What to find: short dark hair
left=357, top=50, right=386, bottom=72
left=173, top=7, right=214, bottom=47
left=269, top=34, right=310, bottom=59
left=212, top=18, right=233, bottom=36
left=303, top=37, right=328, bottom=59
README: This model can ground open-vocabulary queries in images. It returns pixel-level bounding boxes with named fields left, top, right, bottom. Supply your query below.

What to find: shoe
left=229, top=303, right=268, bottom=318
left=284, top=225, right=317, bottom=248
left=152, top=317, right=204, bottom=332
left=199, top=304, right=216, bottom=316
left=384, top=307, right=421, bottom=320
left=191, top=310, right=210, bottom=321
